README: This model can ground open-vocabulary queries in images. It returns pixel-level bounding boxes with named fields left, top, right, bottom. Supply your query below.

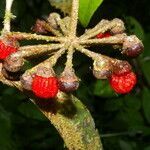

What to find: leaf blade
left=142, top=88, right=150, bottom=123
left=79, top=0, right=103, bottom=27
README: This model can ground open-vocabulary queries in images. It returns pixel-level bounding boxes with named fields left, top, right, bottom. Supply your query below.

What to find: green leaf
left=142, top=88, right=150, bottom=123
left=12, top=0, right=26, bottom=19
left=129, top=125, right=150, bottom=136
left=0, top=0, right=5, bottom=18
left=123, top=95, right=141, bottom=111
left=144, top=146, right=150, bottom=150
left=18, top=102, right=47, bottom=121
left=93, top=80, right=118, bottom=98
left=119, top=140, right=133, bottom=150
left=104, top=99, right=123, bottom=112
left=79, top=0, right=103, bottom=27
left=140, top=33, right=150, bottom=84
left=0, top=105, right=14, bottom=150
left=115, top=109, right=144, bottom=128
left=143, top=33, right=150, bottom=57
left=126, top=16, right=145, bottom=40
left=141, top=60, right=150, bottom=84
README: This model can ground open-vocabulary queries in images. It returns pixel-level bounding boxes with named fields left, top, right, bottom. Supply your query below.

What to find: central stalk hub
left=65, top=37, right=79, bottom=48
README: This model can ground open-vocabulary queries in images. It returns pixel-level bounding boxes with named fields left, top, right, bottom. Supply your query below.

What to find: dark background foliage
left=0, top=0, right=150, bottom=149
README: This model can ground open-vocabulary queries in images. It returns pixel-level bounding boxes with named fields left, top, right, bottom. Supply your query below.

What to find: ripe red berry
left=109, top=71, right=137, bottom=94
left=32, top=75, right=59, bottom=99
left=96, top=32, right=111, bottom=39
left=0, top=40, right=17, bottom=60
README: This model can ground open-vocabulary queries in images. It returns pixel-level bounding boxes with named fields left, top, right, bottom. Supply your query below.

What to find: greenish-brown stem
left=7, top=32, right=67, bottom=42
left=55, top=17, right=69, bottom=36
left=64, top=46, right=74, bottom=70
left=44, top=22, right=63, bottom=37
left=75, top=44, right=99, bottom=60
left=22, top=47, right=66, bottom=74
left=80, top=34, right=126, bottom=45
left=18, top=44, right=64, bottom=58
left=49, top=47, right=66, bottom=67
left=37, top=92, right=103, bottom=150
left=80, top=19, right=109, bottom=39
left=80, top=19, right=125, bottom=40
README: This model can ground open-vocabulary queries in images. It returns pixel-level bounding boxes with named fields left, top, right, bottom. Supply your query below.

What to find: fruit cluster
left=0, top=1, right=144, bottom=99
left=0, top=28, right=142, bottom=99
left=95, top=32, right=137, bottom=94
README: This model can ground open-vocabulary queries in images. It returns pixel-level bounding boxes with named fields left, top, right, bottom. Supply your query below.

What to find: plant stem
left=56, top=19, right=69, bottom=36
left=39, top=92, right=103, bottom=150
left=65, top=46, right=74, bottom=70
left=69, top=0, right=79, bottom=37
left=80, top=34, right=126, bottom=45
left=80, top=19, right=109, bottom=39
left=3, top=0, right=14, bottom=33
left=7, top=32, right=67, bottom=42
left=81, top=19, right=124, bottom=40
left=19, top=44, right=64, bottom=58
left=49, top=48, right=66, bottom=67
left=44, top=23, right=63, bottom=37
left=75, top=44, right=99, bottom=60
left=22, top=47, right=66, bottom=74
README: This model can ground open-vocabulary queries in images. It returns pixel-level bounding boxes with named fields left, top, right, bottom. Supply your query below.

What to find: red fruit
left=96, top=32, right=111, bottom=39
left=0, top=40, right=17, bottom=60
left=109, top=71, right=137, bottom=94
left=32, top=75, right=58, bottom=99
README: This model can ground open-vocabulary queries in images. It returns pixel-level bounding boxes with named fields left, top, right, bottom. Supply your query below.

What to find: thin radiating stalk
left=80, top=34, right=126, bottom=45
left=65, top=46, right=74, bottom=70
left=18, top=44, right=64, bottom=58
left=69, top=0, right=79, bottom=37
left=7, top=32, right=67, bottom=42
left=75, top=44, right=98, bottom=60
left=24, top=47, right=66, bottom=74
left=56, top=19, right=69, bottom=36
left=49, top=47, right=66, bottom=67
left=80, top=20, right=109, bottom=39
left=44, top=23, right=63, bottom=37
left=81, top=20, right=124, bottom=40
